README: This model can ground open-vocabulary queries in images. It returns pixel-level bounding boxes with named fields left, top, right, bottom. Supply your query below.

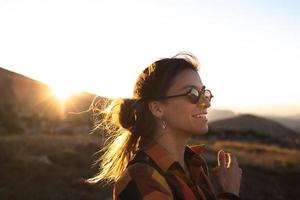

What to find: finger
left=231, top=154, right=239, bottom=167
left=225, top=153, right=231, bottom=168
left=217, top=150, right=226, bottom=168
left=225, top=152, right=229, bottom=163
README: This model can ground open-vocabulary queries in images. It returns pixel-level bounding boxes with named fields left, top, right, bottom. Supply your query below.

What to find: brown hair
left=87, top=52, right=199, bottom=184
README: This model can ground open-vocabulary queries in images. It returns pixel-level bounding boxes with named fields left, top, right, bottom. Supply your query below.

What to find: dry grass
left=189, top=138, right=300, bottom=200
left=0, top=133, right=111, bottom=200
left=1, top=134, right=300, bottom=200
left=189, top=138, right=300, bottom=170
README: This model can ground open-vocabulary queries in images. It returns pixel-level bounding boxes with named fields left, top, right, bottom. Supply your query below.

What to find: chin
left=195, top=125, right=209, bottom=135
left=188, top=128, right=208, bottom=136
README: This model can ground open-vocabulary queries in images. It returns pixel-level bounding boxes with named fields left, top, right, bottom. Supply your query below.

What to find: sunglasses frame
left=157, top=86, right=214, bottom=104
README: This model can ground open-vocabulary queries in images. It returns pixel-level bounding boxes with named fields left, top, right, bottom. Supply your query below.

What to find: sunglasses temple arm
left=158, top=94, right=187, bottom=100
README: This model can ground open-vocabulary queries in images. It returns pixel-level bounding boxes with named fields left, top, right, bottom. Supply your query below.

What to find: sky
left=0, top=0, right=300, bottom=117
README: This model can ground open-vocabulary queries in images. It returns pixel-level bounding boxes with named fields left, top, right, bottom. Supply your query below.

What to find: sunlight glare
left=50, top=85, right=79, bottom=102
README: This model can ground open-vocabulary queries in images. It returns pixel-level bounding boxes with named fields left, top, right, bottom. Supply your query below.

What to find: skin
left=148, top=68, right=242, bottom=196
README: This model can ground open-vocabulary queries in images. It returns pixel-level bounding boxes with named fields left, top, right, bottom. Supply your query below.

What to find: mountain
left=208, top=108, right=300, bottom=134
left=263, top=115, right=300, bottom=134
left=0, top=67, right=108, bottom=134
left=0, top=67, right=52, bottom=112
left=208, top=114, right=299, bottom=139
left=207, top=108, right=237, bottom=122
left=0, top=67, right=53, bottom=133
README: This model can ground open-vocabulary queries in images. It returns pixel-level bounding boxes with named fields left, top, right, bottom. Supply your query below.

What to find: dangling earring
left=161, top=119, right=167, bottom=129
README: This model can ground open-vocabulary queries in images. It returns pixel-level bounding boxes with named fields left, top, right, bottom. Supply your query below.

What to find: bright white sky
left=0, top=0, right=299, bottom=116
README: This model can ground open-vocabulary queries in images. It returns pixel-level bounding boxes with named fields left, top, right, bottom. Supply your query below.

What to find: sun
left=50, top=85, right=78, bottom=102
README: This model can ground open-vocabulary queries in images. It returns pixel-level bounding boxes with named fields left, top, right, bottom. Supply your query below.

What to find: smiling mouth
left=192, top=114, right=208, bottom=120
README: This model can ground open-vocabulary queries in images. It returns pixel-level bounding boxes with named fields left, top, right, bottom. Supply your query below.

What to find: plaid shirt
left=113, top=141, right=240, bottom=200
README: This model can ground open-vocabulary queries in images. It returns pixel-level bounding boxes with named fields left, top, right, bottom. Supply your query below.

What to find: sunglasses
left=158, top=86, right=213, bottom=104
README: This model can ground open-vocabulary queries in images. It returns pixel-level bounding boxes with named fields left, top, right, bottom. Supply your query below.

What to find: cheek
left=165, top=103, right=208, bottom=134
left=165, top=103, right=193, bottom=126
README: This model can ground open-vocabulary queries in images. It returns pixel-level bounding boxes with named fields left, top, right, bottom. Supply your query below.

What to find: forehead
left=166, top=69, right=203, bottom=94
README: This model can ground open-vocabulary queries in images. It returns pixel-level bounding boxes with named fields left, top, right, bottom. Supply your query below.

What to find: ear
left=148, top=101, right=164, bottom=118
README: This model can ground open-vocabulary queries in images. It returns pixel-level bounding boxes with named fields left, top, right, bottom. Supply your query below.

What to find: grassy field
left=0, top=133, right=112, bottom=200
left=189, top=138, right=300, bottom=200
left=1, top=133, right=300, bottom=200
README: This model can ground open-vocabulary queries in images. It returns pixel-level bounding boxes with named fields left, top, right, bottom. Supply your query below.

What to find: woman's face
left=162, top=68, right=211, bottom=136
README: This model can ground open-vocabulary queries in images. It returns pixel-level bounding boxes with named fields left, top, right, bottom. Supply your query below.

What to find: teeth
left=194, top=114, right=207, bottom=119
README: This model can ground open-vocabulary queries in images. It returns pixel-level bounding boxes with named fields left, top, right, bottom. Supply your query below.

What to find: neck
left=153, top=128, right=190, bottom=170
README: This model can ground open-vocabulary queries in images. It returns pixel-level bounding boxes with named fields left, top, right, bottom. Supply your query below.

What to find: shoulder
left=114, top=163, right=173, bottom=200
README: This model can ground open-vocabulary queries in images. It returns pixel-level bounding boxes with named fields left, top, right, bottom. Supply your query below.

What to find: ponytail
left=87, top=98, right=142, bottom=184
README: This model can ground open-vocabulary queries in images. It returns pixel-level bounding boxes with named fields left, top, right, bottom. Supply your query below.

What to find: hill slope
left=209, top=114, right=299, bottom=138
left=0, top=67, right=106, bottom=134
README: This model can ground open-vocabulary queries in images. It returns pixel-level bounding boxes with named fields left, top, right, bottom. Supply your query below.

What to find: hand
left=212, top=150, right=242, bottom=196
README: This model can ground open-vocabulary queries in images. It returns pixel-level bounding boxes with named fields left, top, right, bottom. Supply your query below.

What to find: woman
left=88, top=52, right=242, bottom=200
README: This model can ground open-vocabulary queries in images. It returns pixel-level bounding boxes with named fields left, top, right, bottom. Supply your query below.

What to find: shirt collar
left=140, top=140, right=206, bottom=173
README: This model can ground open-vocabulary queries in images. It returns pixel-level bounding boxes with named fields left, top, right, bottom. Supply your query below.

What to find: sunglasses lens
left=188, top=88, right=213, bottom=104
left=204, top=90, right=212, bottom=100
left=188, top=88, right=200, bottom=104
